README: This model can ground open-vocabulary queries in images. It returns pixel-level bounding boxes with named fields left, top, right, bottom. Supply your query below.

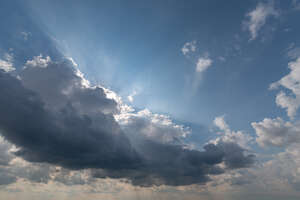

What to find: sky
left=1, top=0, right=300, bottom=199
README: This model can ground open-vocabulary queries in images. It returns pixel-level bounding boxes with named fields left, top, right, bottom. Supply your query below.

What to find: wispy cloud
left=286, top=43, right=300, bottom=59
left=243, top=2, right=278, bottom=40
left=270, top=57, right=300, bottom=119
left=20, top=31, right=31, bottom=41
left=292, top=0, right=300, bottom=10
left=181, top=41, right=196, bottom=56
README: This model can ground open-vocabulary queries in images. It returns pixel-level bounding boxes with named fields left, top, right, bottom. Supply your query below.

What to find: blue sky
left=23, top=0, right=297, bottom=127
left=1, top=0, right=300, bottom=199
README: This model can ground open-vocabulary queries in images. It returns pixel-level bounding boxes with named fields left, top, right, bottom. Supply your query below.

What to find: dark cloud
left=0, top=68, right=140, bottom=170
left=92, top=141, right=254, bottom=186
left=0, top=170, right=17, bottom=185
left=217, top=142, right=255, bottom=169
left=0, top=137, right=14, bottom=166
left=0, top=57, right=255, bottom=186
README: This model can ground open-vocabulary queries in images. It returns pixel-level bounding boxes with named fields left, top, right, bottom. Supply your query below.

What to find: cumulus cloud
left=270, top=57, right=300, bottom=119
left=255, top=58, right=300, bottom=149
left=117, top=108, right=190, bottom=144
left=264, top=143, right=300, bottom=190
left=214, top=116, right=230, bottom=132
left=252, top=117, right=300, bottom=147
left=244, top=2, right=278, bottom=40
left=181, top=41, right=196, bottom=56
left=25, top=54, right=51, bottom=68
left=196, top=57, right=212, bottom=73
left=244, top=55, right=300, bottom=194
left=212, top=116, right=253, bottom=149
left=0, top=53, right=15, bottom=72
left=0, top=55, right=255, bottom=187
left=240, top=143, right=300, bottom=191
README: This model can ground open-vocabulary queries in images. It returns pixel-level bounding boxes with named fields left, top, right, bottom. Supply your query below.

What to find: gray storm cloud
left=0, top=56, right=255, bottom=186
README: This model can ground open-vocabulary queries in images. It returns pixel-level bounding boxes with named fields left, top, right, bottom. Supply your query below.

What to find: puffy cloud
left=252, top=117, right=300, bottom=147
left=243, top=56, right=300, bottom=194
left=266, top=144, right=300, bottom=190
left=253, top=57, right=300, bottom=147
left=0, top=55, right=255, bottom=187
left=108, top=109, right=254, bottom=186
left=0, top=53, right=15, bottom=72
left=117, top=108, right=190, bottom=144
left=214, top=116, right=230, bottom=132
left=25, top=54, right=51, bottom=68
left=242, top=143, right=300, bottom=191
left=196, top=57, right=212, bottom=73
left=181, top=41, right=196, bottom=56
left=270, top=57, right=300, bottom=119
left=243, top=2, right=278, bottom=40
left=212, top=116, right=253, bottom=149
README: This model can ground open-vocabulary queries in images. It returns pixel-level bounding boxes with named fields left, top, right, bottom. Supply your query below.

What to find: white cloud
left=25, top=54, right=51, bottom=68
left=181, top=41, right=196, bottom=56
left=127, top=95, right=134, bottom=102
left=246, top=143, right=300, bottom=191
left=264, top=144, right=300, bottom=189
left=212, top=115, right=253, bottom=149
left=252, top=117, right=300, bottom=147
left=270, top=57, right=300, bottom=119
left=67, top=57, right=78, bottom=67
left=117, top=108, right=190, bottom=144
left=244, top=2, right=278, bottom=40
left=214, top=115, right=230, bottom=132
left=246, top=56, right=300, bottom=194
left=196, top=57, right=212, bottom=73
left=0, top=53, right=15, bottom=72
